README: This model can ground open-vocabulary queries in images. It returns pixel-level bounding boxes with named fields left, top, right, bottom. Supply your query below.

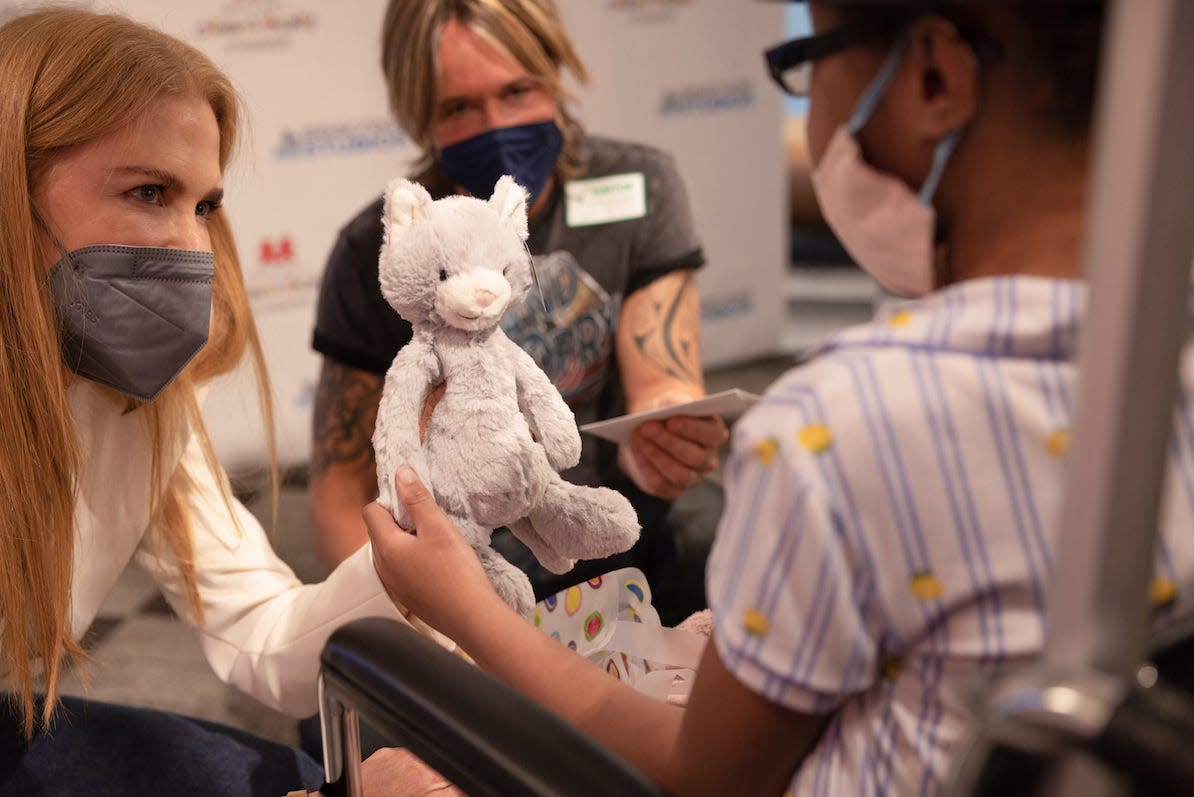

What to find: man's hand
left=613, top=270, right=728, bottom=500
left=618, top=396, right=729, bottom=500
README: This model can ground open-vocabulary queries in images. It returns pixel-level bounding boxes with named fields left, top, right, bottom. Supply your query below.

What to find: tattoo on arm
left=310, top=360, right=383, bottom=479
left=627, top=271, right=701, bottom=383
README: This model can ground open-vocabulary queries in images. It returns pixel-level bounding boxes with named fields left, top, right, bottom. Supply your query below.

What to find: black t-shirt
left=312, top=135, right=705, bottom=488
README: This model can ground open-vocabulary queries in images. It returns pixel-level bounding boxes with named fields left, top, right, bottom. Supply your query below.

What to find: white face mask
left=810, top=35, right=963, bottom=297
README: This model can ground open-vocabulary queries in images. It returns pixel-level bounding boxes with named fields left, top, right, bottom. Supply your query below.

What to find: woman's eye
left=195, top=200, right=220, bottom=218
left=135, top=185, right=162, bottom=204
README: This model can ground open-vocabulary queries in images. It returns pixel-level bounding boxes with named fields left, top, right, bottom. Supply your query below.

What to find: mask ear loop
left=33, top=207, right=95, bottom=388
left=843, top=28, right=967, bottom=208
left=917, top=128, right=962, bottom=205
left=32, top=207, right=74, bottom=268
left=846, top=31, right=911, bottom=137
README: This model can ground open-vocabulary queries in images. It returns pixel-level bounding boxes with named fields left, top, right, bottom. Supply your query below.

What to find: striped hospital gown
left=707, top=275, right=1194, bottom=796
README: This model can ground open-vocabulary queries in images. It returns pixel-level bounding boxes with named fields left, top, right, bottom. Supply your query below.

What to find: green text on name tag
left=565, top=172, right=647, bottom=227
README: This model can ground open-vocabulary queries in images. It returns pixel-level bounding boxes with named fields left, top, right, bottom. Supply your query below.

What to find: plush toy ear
left=489, top=175, right=529, bottom=241
left=384, top=178, right=434, bottom=230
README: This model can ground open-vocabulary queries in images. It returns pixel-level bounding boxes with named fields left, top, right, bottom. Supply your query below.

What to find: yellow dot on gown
left=1046, top=428, right=1071, bottom=457
left=888, top=310, right=914, bottom=327
left=755, top=437, right=779, bottom=465
left=743, top=607, right=769, bottom=637
left=798, top=423, right=833, bottom=454
left=909, top=571, right=944, bottom=600
left=564, top=585, right=583, bottom=616
left=1149, top=577, right=1178, bottom=608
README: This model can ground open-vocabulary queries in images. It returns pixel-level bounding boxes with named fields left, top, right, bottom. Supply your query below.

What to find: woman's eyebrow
left=110, top=165, right=182, bottom=190
left=109, top=165, right=223, bottom=204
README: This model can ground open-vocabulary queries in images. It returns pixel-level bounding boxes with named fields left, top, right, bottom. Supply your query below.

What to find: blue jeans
left=0, top=695, right=324, bottom=796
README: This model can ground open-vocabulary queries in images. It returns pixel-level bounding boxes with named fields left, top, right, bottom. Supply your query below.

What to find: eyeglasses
left=763, top=28, right=864, bottom=97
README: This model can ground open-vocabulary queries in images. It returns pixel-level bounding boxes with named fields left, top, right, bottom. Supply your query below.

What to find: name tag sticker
left=565, top=172, right=647, bottom=227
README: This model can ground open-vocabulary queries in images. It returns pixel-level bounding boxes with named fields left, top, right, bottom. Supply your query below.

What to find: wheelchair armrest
left=318, top=617, right=670, bottom=797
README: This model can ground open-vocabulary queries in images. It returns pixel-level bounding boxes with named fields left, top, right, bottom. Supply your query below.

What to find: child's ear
left=489, top=175, right=530, bottom=241
left=385, top=178, right=434, bottom=229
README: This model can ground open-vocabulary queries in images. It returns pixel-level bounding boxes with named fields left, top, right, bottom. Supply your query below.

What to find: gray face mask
left=47, top=244, right=214, bottom=402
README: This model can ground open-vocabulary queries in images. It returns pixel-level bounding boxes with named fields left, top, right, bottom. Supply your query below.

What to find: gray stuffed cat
left=372, top=175, right=640, bottom=617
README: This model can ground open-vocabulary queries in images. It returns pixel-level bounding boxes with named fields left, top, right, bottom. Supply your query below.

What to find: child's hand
left=361, top=746, right=465, bottom=796
left=365, top=466, right=499, bottom=638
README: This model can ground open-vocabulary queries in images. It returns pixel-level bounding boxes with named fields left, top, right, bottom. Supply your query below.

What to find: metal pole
left=340, top=707, right=364, bottom=797
left=1044, top=0, right=1194, bottom=680
left=318, top=674, right=365, bottom=797
left=1041, top=1, right=1194, bottom=791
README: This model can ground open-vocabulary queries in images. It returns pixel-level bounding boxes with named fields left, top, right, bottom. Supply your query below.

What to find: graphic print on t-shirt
left=501, top=250, right=620, bottom=407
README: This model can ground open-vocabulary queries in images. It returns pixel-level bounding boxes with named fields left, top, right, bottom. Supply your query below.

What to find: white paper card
left=579, top=389, right=760, bottom=445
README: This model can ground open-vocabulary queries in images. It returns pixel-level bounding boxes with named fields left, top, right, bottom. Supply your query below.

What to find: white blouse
left=59, top=382, right=440, bottom=716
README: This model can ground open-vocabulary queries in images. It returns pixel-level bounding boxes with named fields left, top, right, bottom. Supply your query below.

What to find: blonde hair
left=380, top=0, right=591, bottom=185
left=0, top=8, right=275, bottom=737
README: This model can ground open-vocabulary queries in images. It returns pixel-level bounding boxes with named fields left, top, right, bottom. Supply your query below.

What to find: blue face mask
left=48, top=244, right=213, bottom=402
left=438, top=120, right=563, bottom=205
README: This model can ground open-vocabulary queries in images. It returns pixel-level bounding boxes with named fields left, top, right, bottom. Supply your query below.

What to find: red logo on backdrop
left=259, top=236, right=295, bottom=265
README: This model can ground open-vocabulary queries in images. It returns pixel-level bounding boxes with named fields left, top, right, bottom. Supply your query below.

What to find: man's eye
left=504, top=80, right=542, bottom=100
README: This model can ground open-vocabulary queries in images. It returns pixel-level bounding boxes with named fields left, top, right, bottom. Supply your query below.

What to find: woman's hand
left=364, top=466, right=501, bottom=639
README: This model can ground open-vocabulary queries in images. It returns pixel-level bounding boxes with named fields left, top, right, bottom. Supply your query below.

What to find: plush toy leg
left=526, top=479, right=640, bottom=561
left=507, top=517, right=576, bottom=575
left=453, top=514, right=536, bottom=617
left=474, top=545, right=536, bottom=618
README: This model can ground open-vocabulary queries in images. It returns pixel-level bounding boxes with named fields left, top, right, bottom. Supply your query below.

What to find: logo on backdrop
left=275, top=120, right=409, bottom=160
left=607, top=0, right=693, bottom=21
left=259, top=236, right=294, bottom=265
left=196, top=0, right=318, bottom=50
left=248, top=233, right=318, bottom=309
left=701, top=291, right=754, bottom=324
left=659, top=79, right=755, bottom=117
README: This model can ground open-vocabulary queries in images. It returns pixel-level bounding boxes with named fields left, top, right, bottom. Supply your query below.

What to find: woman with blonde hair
left=0, top=8, right=453, bottom=795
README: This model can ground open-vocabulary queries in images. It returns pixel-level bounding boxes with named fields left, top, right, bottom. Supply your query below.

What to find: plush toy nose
left=474, top=288, right=498, bottom=307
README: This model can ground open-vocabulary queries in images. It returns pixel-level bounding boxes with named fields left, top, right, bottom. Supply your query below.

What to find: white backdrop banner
left=2, top=0, right=785, bottom=469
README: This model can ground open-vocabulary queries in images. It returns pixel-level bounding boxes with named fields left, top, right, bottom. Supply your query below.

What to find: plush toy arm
left=508, top=338, right=582, bottom=471
left=372, top=336, right=440, bottom=528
